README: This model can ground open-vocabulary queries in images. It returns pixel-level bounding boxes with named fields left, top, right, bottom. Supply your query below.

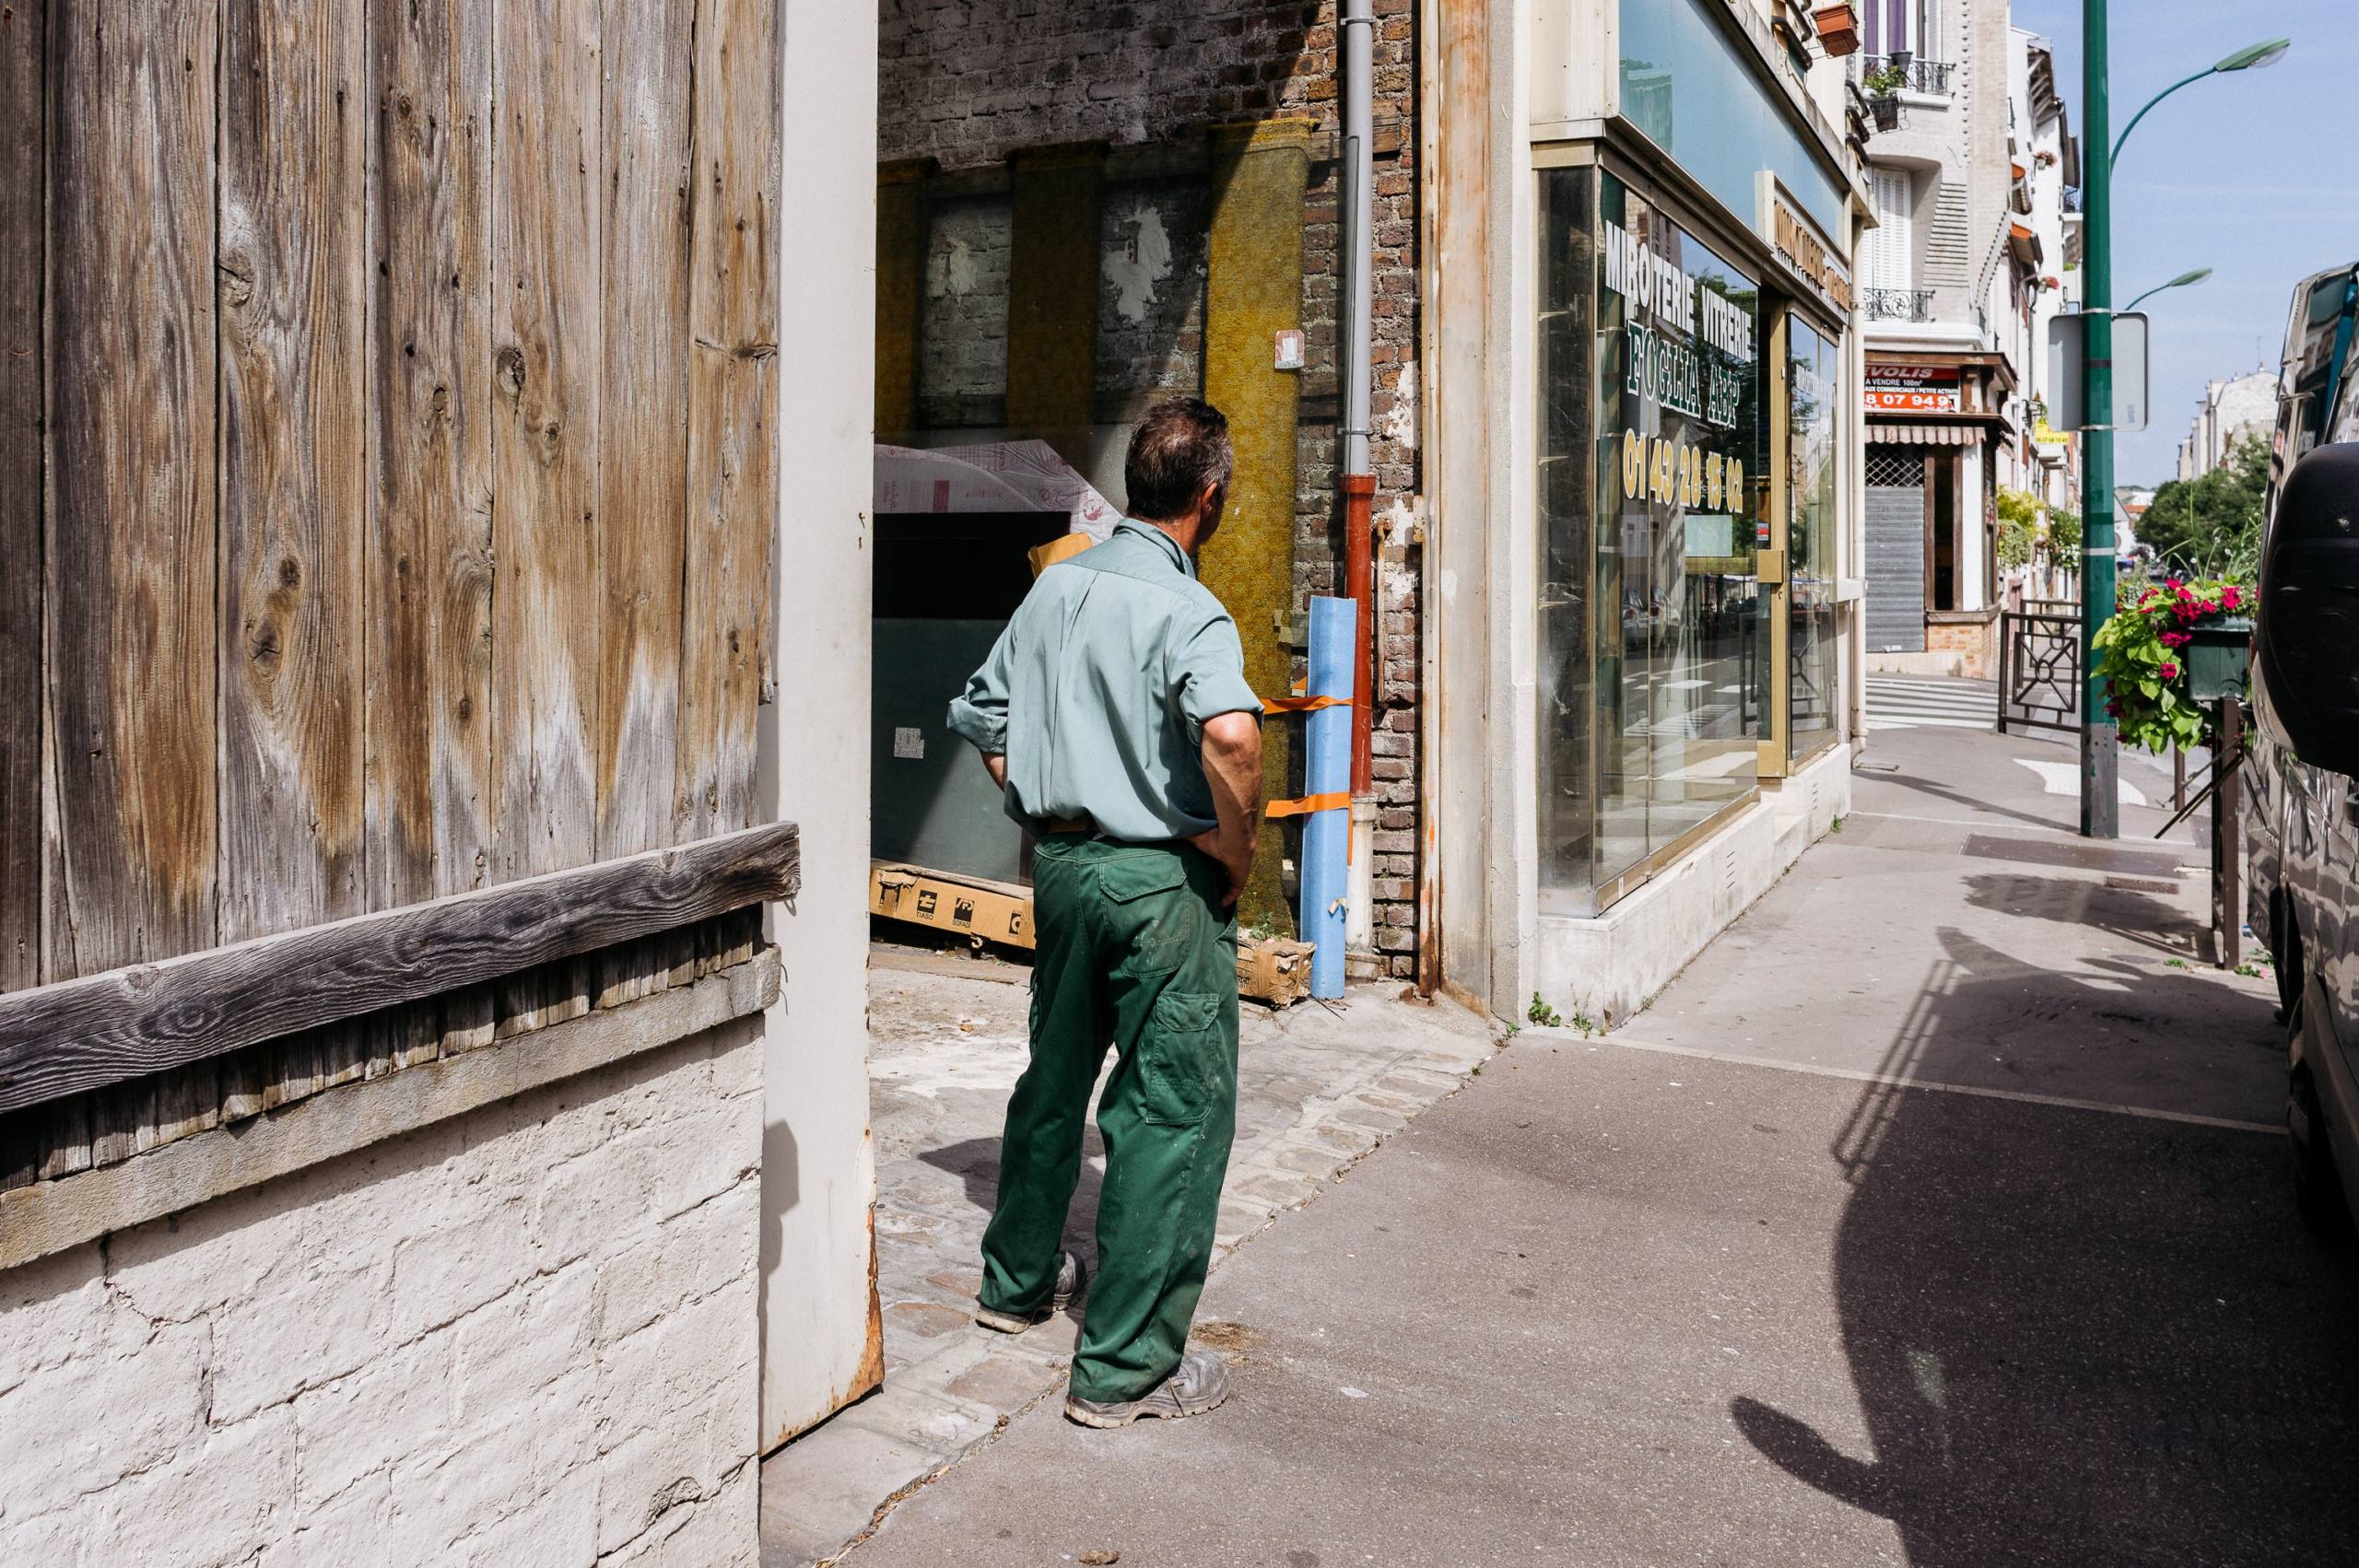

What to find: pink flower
left=2161, top=631, right=2190, bottom=648
left=2160, top=661, right=2180, bottom=681
left=2223, top=585, right=2243, bottom=609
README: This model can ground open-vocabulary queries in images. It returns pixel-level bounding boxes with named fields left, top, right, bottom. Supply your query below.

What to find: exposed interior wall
left=0, top=1021, right=765, bottom=1563
left=760, top=0, right=884, bottom=1448
left=874, top=0, right=1427, bottom=969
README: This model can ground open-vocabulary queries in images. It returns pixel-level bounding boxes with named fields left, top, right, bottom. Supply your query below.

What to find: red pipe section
left=1344, top=473, right=1376, bottom=796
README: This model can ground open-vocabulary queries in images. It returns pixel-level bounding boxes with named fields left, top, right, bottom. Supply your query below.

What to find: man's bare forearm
left=1192, top=712, right=1264, bottom=904
left=980, top=751, right=1008, bottom=788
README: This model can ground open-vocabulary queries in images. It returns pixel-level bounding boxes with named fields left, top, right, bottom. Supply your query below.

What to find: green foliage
left=2091, top=575, right=2251, bottom=754
left=1861, top=63, right=1908, bottom=97
left=1993, top=487, right=2039, bottom=572
left=2046, top=506, right=2083, bottom=561
left=1527, top=992, right=1564, bottom=1029
left=2138, top=433, right=2269, bottom=577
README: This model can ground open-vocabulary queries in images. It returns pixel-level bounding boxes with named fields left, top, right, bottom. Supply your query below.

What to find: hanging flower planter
left=2094, top=577, right=2252, bottom=749
left=1813, top=3, right=1861, bottom=56
left=1869, top=95, right=1902, bottom=131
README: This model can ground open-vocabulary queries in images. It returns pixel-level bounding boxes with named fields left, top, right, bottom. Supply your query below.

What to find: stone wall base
left=0, top=1013, right=765, bottom=1564
left=1532, top=742, right=1854, bottom=1030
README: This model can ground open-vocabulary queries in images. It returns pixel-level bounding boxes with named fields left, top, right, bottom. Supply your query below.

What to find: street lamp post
left=2077, top=17, right=2288, bottom=839
left=2082, top=0, right=2118, bottom=837
left=2124, top=268, right=2212, bottom=313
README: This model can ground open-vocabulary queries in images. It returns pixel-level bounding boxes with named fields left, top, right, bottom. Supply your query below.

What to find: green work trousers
left=979, top=835, right=1239, bottom=1405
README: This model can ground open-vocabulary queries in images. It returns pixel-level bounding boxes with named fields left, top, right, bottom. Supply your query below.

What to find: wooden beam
left=0, top=0, right=43, bottom=992
left=0, top=822, right=798, bottom=1116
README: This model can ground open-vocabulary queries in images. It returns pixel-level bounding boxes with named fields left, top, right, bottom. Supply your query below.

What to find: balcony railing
left=1861, top=287, right=1935, bottom=322
left=1850, top=53, right=1955, bottom=96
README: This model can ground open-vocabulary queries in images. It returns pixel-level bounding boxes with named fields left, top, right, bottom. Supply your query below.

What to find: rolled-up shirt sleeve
left=1171, top=609, right=1262, bottom=743
left=946, top=625, right=1015, bottom=754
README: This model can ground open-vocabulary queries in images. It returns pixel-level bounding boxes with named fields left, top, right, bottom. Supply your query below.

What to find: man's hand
left=1190, top=710, right=1264, bottom=908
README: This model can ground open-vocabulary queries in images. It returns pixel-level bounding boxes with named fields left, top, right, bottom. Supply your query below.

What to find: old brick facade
left=879, top=0, right=1427, bottom=975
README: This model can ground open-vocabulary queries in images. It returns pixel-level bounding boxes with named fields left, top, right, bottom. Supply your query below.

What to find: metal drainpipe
left=1341, top=0, right=1379, bottom=959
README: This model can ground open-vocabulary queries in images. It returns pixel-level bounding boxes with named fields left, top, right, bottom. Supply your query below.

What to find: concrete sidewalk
left=1619, top=712, right=2281, bottom=1126
left=825, top=696, right=2354, bottom=1565
left=758, top=954, right=1496, bottom=1564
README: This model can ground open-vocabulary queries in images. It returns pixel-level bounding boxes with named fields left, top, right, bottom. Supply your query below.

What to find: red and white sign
left=1864, top=363, right=1962, bottom=414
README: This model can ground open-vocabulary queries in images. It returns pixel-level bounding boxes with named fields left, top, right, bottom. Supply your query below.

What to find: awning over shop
left=1868, top=422, right=1984, bottom=446
left=873, top=439, right=1121, bottom=539
left=2007, top=220, right=2041, bottom=266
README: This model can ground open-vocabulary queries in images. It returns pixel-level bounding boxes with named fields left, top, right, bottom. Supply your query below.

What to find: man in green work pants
left=946, top=399, right=1265, bottom=1428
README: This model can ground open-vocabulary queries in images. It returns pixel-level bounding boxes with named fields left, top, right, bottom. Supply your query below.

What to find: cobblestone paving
left=759, top=955, right=1497, bottom=1565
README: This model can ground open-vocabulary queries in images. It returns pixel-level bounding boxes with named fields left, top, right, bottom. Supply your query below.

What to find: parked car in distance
left=2247, top=261, right=2359, bottom=1237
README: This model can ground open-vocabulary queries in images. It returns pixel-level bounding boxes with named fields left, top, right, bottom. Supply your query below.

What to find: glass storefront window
left=1787, top=316, right=1840, bottom=759
left=1617, top=0, right=1849, bottom=240
left=1539, top=168, right=1766, bottom=909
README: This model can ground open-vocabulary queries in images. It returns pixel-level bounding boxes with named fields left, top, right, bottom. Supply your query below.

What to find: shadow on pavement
left=920, top=1133, right=1106, bottom=1258
left=1733, top=927, right=2359, bottom=1565
left=1958, top=871, right=2210, bottom=959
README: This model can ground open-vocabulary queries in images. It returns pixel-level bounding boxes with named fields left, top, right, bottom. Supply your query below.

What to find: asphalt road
left=848, top=1036, right=2359, bottom=1567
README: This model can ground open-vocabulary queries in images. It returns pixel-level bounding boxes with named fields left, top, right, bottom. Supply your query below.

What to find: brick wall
left=881, top=0, right=1427, bottom=975
left=0, top=1024, right=762, bottom=1563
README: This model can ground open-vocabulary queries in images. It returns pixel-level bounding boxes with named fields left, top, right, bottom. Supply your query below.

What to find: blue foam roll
left=1300, top=595, right=1356, bottom=999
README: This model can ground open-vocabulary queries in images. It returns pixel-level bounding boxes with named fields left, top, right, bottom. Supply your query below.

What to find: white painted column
left=758, top=0, right=880, bottom=1450
left=1960, top=444, right=1987, bottom=611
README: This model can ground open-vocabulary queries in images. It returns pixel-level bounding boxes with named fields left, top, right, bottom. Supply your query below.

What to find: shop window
left=1786, top=316, right=1841, bottom=760
left=1539, top=166, right=1766, bottom=912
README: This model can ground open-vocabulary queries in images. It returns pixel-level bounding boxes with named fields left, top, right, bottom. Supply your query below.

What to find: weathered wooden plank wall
left=1, top=0, right=780, bottom=998
left=0, top=1, right=43, bottom=995
left=45, top=0, right=222, bottom=980
left=217, top=0, right=370, bottom=944
left=599, top=0, right=695, bottom=862
left=680, top=0, right=780, bottom=843
left=367, top=0, right=494, bottom=911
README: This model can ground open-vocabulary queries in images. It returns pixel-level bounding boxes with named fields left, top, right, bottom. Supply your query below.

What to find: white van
left=2246, top=262, right=2359, bottom=1235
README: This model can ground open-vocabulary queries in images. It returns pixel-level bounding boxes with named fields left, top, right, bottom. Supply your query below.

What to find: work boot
left=975, top=1249, right=1086, bottom=1334
left=1063, top=1349, right=1231, bottom=1429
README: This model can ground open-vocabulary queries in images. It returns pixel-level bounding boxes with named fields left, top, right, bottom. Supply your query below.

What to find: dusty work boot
left=1063, top=1349, right=1231, bottom=1429
left=975, top=1249, right=1086, bottom=1334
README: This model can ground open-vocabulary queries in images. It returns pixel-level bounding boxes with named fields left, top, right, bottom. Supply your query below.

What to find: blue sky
left=2012, top=0, right=2359, bottom=485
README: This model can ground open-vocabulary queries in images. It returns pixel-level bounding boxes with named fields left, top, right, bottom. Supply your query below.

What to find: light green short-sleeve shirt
left=947, top=521, right=1262, bottom=843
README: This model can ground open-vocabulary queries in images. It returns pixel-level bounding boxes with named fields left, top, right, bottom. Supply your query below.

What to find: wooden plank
left=595, top=0, right=693, bottom=862
left=217, top=0, right=369, bottom=944
left=490, top=0, right=604, bottom=884
left=0, top=0, right=41, bottom=993
left=678, top=0, right=779, bottom=840
left=0, top=948, right=780, bottom=1273
left=0, top=820, right=798, bottom=1114
left=44, top=0, right=219, bottom=978
left=368, top=0, right=496, bottom=908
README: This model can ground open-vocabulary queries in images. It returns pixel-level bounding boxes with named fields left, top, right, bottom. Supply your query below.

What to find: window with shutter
left=1863, top=170, right=1915, bottom=295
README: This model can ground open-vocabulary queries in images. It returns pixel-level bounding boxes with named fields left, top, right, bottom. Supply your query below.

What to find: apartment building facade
left=2177, top=370, right=2277, bottom=480
left=1853, top=0, right=2072, bottom=673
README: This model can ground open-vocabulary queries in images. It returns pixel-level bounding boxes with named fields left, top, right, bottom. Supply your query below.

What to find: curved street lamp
left=2123, top=267, right=2213, bottom=312
left=2113, top=39, right=2291, bottom=164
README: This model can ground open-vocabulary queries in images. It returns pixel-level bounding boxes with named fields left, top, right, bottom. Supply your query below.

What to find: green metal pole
left=2082, top=0, right=2119, bottom=837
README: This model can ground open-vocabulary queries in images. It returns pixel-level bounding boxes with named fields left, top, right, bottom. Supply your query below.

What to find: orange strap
left=1265, top=791, right=1350, bottom=819
left=1262, top=694, right=1351, bottom=715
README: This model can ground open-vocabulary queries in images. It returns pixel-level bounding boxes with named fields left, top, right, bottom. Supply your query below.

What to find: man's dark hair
left=1124, top=399, right=1234, bottom=521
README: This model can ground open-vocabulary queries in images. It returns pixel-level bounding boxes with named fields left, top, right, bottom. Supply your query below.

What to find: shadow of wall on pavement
left=921, top=1131, right=1108, bottom=1265
left=1732, top=926, right=2359, bottom=1565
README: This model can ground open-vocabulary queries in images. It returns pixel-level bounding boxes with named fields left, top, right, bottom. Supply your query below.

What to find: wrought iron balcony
left=1851, top=53, right=1955, bottom=96
left=1861, top=287, right=1935, bottom=322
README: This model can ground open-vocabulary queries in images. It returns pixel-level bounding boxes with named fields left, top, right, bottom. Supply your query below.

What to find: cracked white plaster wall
left=1104, top=197, right=1174, bottom=323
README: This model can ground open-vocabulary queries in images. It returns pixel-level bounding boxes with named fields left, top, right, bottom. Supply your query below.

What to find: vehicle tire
left=2273, top=896, right=2305, bottom=1021
left=2290, top=1065, right=2354, bottom=1244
